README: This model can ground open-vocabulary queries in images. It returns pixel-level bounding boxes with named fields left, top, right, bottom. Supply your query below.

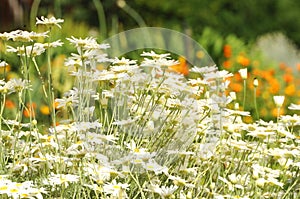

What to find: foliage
left=195, top=27, right=300, bottom=121
left=29, top=0, right=300, bottom=48
left=0, top=16, right=300, bottom=198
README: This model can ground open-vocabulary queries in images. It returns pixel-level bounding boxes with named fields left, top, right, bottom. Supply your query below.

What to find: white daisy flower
left=36, top=16, right=64, bottom=29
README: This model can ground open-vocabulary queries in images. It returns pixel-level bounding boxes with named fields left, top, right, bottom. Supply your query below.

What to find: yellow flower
left=40, top=105, right=50, bottom=115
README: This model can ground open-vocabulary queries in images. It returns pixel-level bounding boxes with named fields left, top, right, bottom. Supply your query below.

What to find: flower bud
left=253, top=78, right=258, bottom=87
left=234, top=103, right=239, bottom=110
left=229, top=92, right=236, bottom=101
left=273, top=95, right=285, bottom=108
left=238, top=68, right=247, bottom=80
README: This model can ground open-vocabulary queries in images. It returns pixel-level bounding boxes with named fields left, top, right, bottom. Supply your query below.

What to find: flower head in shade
left=6, top=78, right=31, bottom=93
left=0, top=61, right=8, bottom=68
left=273, top=95, right=285, bottom=108
left=36, top=16, right=64, bottom=29
left=0, top=32, right=12, bottom=41
left=7, top=44, right=46, bottom=57
left=43, top=40, right=64, bottom=49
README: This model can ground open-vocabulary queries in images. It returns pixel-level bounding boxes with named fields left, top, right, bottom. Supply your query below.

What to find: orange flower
left=5, top=100, right=15, bottom=109
left=23, top=103, right=37, bottom=118
left=223, top=60, right=232, bottom=69
left=285, top=66, right=292, bottom=73
left=255, top=89, right=262, bottom=97
left=297, top=63, right=300, bottom=71
left=233, top=73, right=242, bottom=82
left=223, top=44, right=232, bottom=58
left=279, top=62, right=287, bottom=71
left=283, top=73, right=293, bottom=83
left=263, top=70, right=275, bottom=82
left=236, top=54, right=250, bottom=67
left=268, top=78, right=280, bottom=94
left=168, top=56, right=189, bottom=76
left=230, top=82, right=243, bottom=93
left=252, top=68, right=263, bottom=77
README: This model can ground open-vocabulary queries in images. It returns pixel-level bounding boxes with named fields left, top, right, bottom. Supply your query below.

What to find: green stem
left=54, top=0, right=62, bottom=18
left=253, top=87, right=259, bottom=120
left=118, top=0, right=152, bottom=45
left=46, top=29, right=61, bottom=162
left=46, top=29, right=56, bottom=127
left=120, top=2, right=147, bottom=28
left=242, top=79, right=246, bottom=110
left=277, top=107, right=280, bottom=124
left=32, top=57, right=48, bottom=98
left=92, top=0, right=107, bottom=40
left=30, top=0, right=41, bottom=30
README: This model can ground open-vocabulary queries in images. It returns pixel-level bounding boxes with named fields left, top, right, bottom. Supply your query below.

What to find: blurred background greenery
left=1, top=0, right=300, bottom=67
left=1, top=0, right=300, bottom=122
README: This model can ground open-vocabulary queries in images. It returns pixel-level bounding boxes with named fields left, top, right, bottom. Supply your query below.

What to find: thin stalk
left=129, top=172, right=146, bottom=199
left=30, top=0, right=41, bottom=30
left=46, top=29, right=61, bottom=165
left=32, top=57, right=48, bottom=97
left=253, top=87, right=259, bottom=120
left=242, top=79, right=246, bottom=110
left=276, top=107, right=280, bottom=124
left=46, top=29, right=57, bottom=128
left=92, top=0, right=107, bottom=40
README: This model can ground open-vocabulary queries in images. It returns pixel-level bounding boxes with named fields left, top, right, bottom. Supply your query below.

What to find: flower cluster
left=0, top=16, right=299, bottom=198
left=221, top=43, right=300, bottom=120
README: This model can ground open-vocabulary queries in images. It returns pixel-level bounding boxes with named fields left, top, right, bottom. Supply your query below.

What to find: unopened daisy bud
left=256, top=178, right=266, bottom=188
left=229, top=92, right=236, bottom=101
left=273, top=95, right=285, bottom=108
left=31, top=119, right=37, bottom=126
left=117, top=0, right=126, bottom=8
left=204, top=92, right=210, bottom=99
left=253, top=78, right=258, bottom=87
left=238, top=68, right=247, bottom=80
left=228, top=173, right=238, bottom=184
left=186, top=191, right=193, bottom=199
left=252, top=170, right=259, bottom=179
left=234, top=103, right=239, bottom=110
left=209, top=182, right=215, bottom=190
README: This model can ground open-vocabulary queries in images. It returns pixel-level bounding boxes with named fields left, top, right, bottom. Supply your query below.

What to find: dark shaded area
left=128, top=0, right=300, bottom=47
left=0, top=0, right=300, bottom=47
